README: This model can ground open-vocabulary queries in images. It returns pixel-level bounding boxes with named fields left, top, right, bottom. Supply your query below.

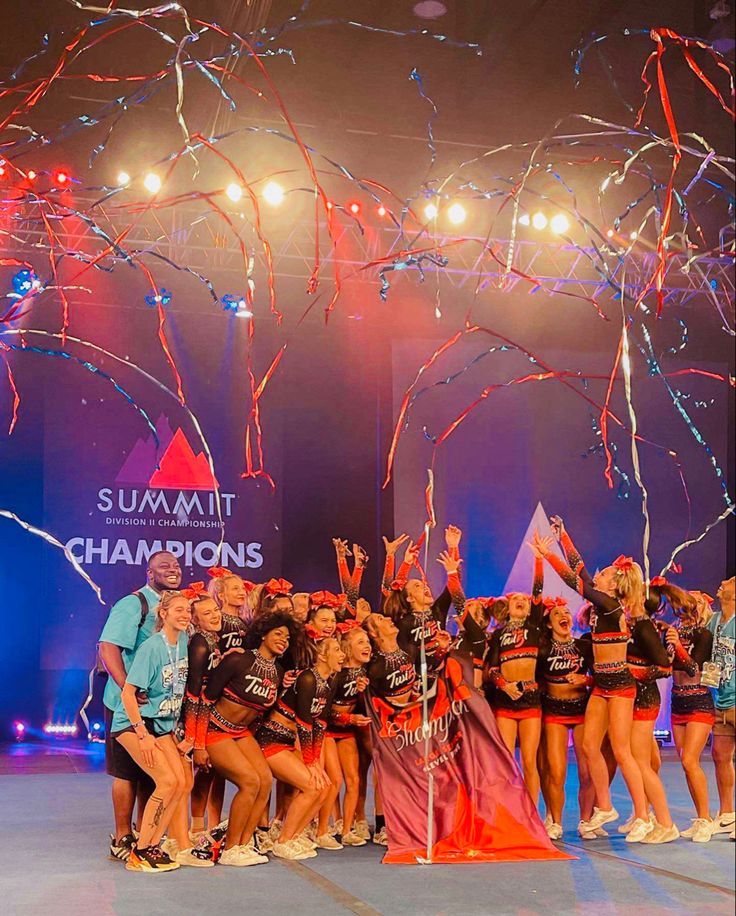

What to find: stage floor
left=2, top=742, right=734, bottom=915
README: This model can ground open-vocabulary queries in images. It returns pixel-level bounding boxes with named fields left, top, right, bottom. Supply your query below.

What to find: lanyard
left=160, top=632, right=182, bottom=698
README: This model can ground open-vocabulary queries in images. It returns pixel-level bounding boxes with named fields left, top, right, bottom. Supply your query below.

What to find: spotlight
left=518, top=213, right=531, bottom=226
left=531, top=212, right=548, bottom=230
left=11, top=268, right=38, bottom=297
left=43, top=722, right=78, bottom=736
left=222, top=294, right=253, bottom=317
left=262, top=180, right=284, bottom=206
left=447, top=202, right=466, bottom=225
left=347, top=201, right=362, bottom=216
left=629, top=230, right=638, bottom=240
left=226, top=182, right=243, bottom=203
left=144, top=288, right=172, bottom=307
left=143, top=172, right=162, bottom=194
left=424, top=202, right=438, bottom=220
left=550, top=213, right=570, bottom=235
left=92, top=721, right=102, bottom=732
left=116, top=171, right=130, bottom=187
left=54, top=170, right=70, bottom=186
left=377, top=205, right=387, bottom=217
left=26, top=170, right=37, bottom=181
left=606, top=229, right=614, bottom=238
left=13, top=721, right=27, bottom=739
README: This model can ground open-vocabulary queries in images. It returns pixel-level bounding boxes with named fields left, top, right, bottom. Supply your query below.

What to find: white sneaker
left=273, top=839, right=316, bottom=860
left=241, top=841, right=269, bottom=864
left=296, top=833, right=317, bottom=851
left=329, top=818, right=343, bottom=837
left=269, top=819, right=283, bottom=841
left=219, top=845, right=252, bottom=867
left=176, top=846, right=215, bottom=867
left=160, top=837, right=180, bottom=859
left=342, top=830, right=367, bottom=846
left=712, top=812, right=735, bottom=835
left=588, top=807, right=619, bottom=830
left=355, top=819, right=371, bottom=840
left=543, top=812, right=553, bottom=829
left=625, top=818, right=655, bottom=843
left=546, top=822, right=563, bottom=841
left=617, top=812, right=636, bottom=834
left=641, top=822, right=680, bottom=844
left=255, top=828, right=274, bottom=853
left=317, top=833, right=343, bottom=850
left=690, top=818, right=714, bottom=843
left=373, top=827, right=388, bottom=846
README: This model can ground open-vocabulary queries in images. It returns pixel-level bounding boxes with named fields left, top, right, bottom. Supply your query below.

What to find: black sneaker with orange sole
left=125, top=845, right=180, bottom=873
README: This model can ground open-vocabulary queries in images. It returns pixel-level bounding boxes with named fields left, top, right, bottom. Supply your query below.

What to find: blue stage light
left=222, top=294, right=253, bottom=317
left=144, top=288, right=172, bottom=307
left=11, top=268, right=39, bottom=297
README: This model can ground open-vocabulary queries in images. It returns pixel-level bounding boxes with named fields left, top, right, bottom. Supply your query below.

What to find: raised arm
left=667, top=625, right=713, bottom=677
left=380, top=534, right=410, bottom=597
left=435, top=548, right=465, bottom=628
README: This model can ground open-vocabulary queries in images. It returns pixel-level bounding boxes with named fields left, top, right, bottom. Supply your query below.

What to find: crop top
left=275, top=668, right=333, bottom=765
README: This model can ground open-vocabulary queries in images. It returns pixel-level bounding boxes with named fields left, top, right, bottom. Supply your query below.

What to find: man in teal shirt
left=98, top=551, right=182, bottom=860
left=708, top=575, right=735, bottom=838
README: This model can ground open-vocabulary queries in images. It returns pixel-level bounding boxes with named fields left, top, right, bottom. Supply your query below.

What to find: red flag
left=366, top=652, right=573, bottom=864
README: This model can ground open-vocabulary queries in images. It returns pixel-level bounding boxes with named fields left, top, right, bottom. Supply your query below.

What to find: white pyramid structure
left=502, top=502, right=586, bottom=614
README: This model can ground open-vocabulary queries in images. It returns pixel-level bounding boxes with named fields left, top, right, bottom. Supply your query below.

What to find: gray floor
left=1, top=752, right=734, bottom=915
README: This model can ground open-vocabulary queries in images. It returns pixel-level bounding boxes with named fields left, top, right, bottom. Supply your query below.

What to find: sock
left=375, top=814, right=385, bottom=831
left=190, top=816, right=205, bottom=834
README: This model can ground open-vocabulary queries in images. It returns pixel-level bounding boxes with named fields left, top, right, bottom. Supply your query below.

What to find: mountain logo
left=115, top=415, right=218, bottom=491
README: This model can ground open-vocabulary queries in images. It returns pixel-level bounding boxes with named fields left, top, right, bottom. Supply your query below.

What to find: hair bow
left=336, top=620, right=361, bottom=635
left=389, top=579, right=404, bottom=592
left=181, top=581, right=207, bottom=600
left=310, top=590, right=341, bottom=609
left=650, top=576, right=667, bottom=587
left=612, top=555, right=634, bottom=573
left=265, top=578, right=293, bottom=597
left=207, top=566, right=233, bottom=579
left=242, top=580, right=258, bottom=594
left=543, top=596, right=569, bottom=611
left=305, top=623, right=327, bottom=642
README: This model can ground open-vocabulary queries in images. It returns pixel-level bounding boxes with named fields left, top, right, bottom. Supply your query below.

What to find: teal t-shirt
left=99, top=585, right=160, bottom=710
left=111, top=630, right=188, bottom=736
left=707, top=611, right=735, bottom=710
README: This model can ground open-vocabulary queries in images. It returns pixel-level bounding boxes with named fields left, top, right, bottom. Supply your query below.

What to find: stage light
left=347, top=201, right=362, bottom=216
left=424, top=202, right=438, bottom=220
left=43, top=722, right=78, bottom=736
left=144, top=288, right=172, bottom=307
left=116, top=171, right=130, bottom=187
left=0, top=159, right=7, bottom=178
left=606, top=229, right=614, bottom=238
left=143, top=172, right=162, bottom=194
left=629, top=230, right=638, bottom=240
left=518, top=213, right=530, bottom=226
left=27, top=169, right=37, bottom=181
left=447, top=202, right=466, bottom=225
left=13, top=721, right=27, bottom=738
left=550, top=213, right=570, bottom=235
left=226, top=182, right=243, bottom=203
left=531, top=211, right=547, bottom=230
left=262, top=180, right=284, bottom=206
left=222, top=294, right=253, bottom=317
left=377, top=205, right=387, bottom=217
left=92, top=721, right=102, bottom=732
left=54, top=170, right=70, bottom=186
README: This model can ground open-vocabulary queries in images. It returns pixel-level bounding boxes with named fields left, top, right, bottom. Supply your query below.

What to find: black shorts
left=104, top=705, right=155, bottom=788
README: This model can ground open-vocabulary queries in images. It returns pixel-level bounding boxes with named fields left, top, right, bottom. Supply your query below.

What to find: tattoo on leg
left=151, top=795, right=165, bottom=828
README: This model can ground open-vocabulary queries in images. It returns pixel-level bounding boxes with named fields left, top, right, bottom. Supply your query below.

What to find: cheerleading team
left=99, top=524, right=734, bottom=872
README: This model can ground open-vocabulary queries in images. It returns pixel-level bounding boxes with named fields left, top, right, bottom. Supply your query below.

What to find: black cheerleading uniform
left=183, top=630, right=222, bottom=750
left=670, top=625, right=715, bottom=726
left=452, top=607, right=490, bottom=675
left=219, top=612, right=247, bottom=653
left=367, top=647, right=417, bottom=705
left=627, top=617, right=672, bottom=721
left=327, top=665, right=368, bottom=740
left=544, top=533, right=636, bottom=697
left=257, top=667, right=333, bottom=764
left=395, top=572, right=466, bottom=669
left=538, top=633, right=594, bottom=725
left=201, top=649, right=284, bottom=745
left=484, top=558, right=545, bottom=718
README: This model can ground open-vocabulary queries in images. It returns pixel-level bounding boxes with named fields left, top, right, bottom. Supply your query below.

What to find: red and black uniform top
left=328, top=665, right=367, bottom=735
left=452, top=606, right=491, bottom=672
left=627, top=617, right=672, bottom=712
left=537, top=633, right=594, bottom=687
left=183, top=630, right=222, bottom=748
left=275, top=668, right=334, bottom=766
left=671, top=625, right=713, bottom=676
left=484, top=557, right=545, bottom=709
left=395, top=573, right=465, bottom=667
left=219, top=612, right=247, bottom=654
left=669, top=624, right=715, bottom=719
left=193, top=649, right=284, bottom=746
left=367, top=648, right=417, bottom=703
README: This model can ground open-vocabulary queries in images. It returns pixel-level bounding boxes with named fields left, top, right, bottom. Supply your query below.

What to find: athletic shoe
left=617, top=812, right=636, bottom=834
left=126, top=845, right=180, bottom=873
left=176, top=846, right=215, bottom=867
left=255, top=828, right=274, bottom=853
left=342, top=830, right=367, bottom=846
left=546, top=822, right=563, bottom=841
left=689, top=818, right=714, bottom=843
left=109, top=832, right=136, bottom=862
left=295, top=833, right=318, bottom=851
left=160, top=837, right=180, bottom=860
left=625, top=818, right=655, bottom=843
left=238, top=843, right=269, bottom=865
left=712, top=812, right=735, bottom=835
left=305, top=821, right=318, bottom=842
left=317, top=833, right=343, bottom=850
left=219, top=846, right=256, bottom=867
left=273, top=839, right=317, bottom=860
left=373, top=827, right=388, bottom=846
left=577, top=819, right=608, bottom=839
left=269, top=818, right=283, bottom=842
left=587, top=807, right=619, bottom=831
left=680, top=818, right=704, bottom=838
left=210, top=820, right=229, bottom=843
left=641, top=822, right=680, bottom=844
left=543, top=812, right=553, bottom=829
left=329, top=818, right=343, bottom=837
left=355, top=819, right=371, bottom=840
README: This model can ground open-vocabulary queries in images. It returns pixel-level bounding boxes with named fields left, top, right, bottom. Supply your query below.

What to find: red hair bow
left=336, top=620, right=361, bottom=635
left=305, top=623, right=327, bottom=642
left=310, top=590, right=341, bottom=609
left=207, top=566, right=232, bottom=579
left=612, top=555, right=634, bottom=573
left=543, top=596, right=569, bottom=611
left=477, top=597, right=497, bottom=609
left=242, top=580, right=258, bottom=594
left=181, top=581, right=207, bottom=599
left=650, top=576, right=667, bottom=587
left=265, top=578, right=293, bottom=596
left=389, top=579, right=404, bottom=591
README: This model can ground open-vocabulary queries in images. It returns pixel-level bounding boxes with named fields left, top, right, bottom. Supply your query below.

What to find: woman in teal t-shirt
left=112, top=590, right=193, bottom=872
